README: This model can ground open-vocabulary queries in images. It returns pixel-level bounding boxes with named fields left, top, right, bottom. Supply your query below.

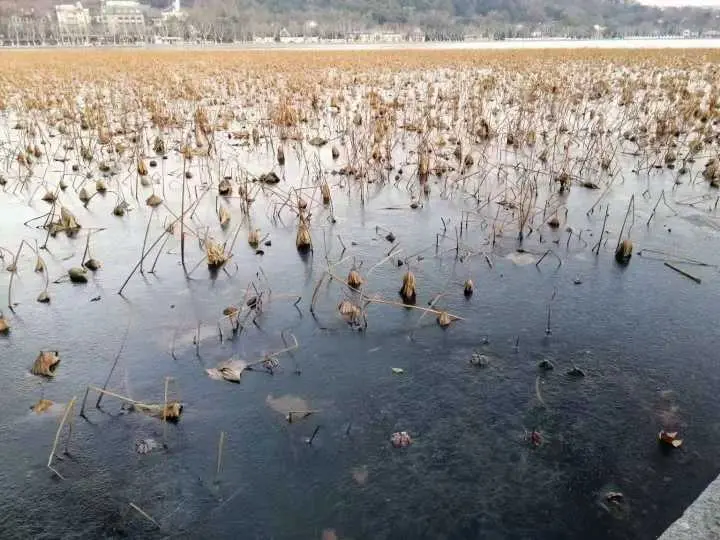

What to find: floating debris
left=538, top=359, right=555, bottom=371
left=37, top=291, right=50, bottom=303
left=248, top=229, right=260, bottom=248
left=309, top=136, right=328, bottom=147
left=223, top=305, right=239, bottom=317
left=463, top=279, right=474, bottom=297
left=615, top=239, right=633, bottom=264
left=153, top=136, right=165, bottom=155
left=391, top=367, right=404, bottom=374
left=658, top=430, right=683, bottom=448
left=0, top=315, right=9, bottom=334
left=296, top=216, right=312, bottom=251
left=390, top=431, right=412, bottom=448
left=146, top=194, right=162, bottom=207
left=68, top=267, right=88, bottom=283
left=470, top=353, right=489, bottom=367
left=31, top=351, right=60, bottom=377
left=530, top=430, right=542, bottom=447
left=321, top=182, right=331, bottom=205
left=132, top=402, right=183, bottom=422
left=338, top=300, right=362, bottom=324
left=347, top=269, right=363, bottom=289
left=218, top=178, right=232, bottom=196
left=31, top=399, right=54, bottom=414
left=605, top=491, right=624, bottom=504
left=258, top=172, right=281, bottom=184
left=84, top=259, right=101, bottom=272
left=49, top=206, right=81, bottom=237
left=567, top=366, right=586, bottom=377
left=60, top=207, right=80, bottom=229
left=399, top=271, right=417, bottom=305
left=218, top=206, right=231, bottom=228
left=206, top=239, right=228, bottom=269
left=135, top=438, right=160, bottom=455
left=206, top=359, right=248, bottom=383
left=437, top=311, right=453, bottom=328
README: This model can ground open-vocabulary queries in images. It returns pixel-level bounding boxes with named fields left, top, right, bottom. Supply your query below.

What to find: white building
left=351, top=31, right=405, bottom=43
left=161, top=0, right=187, bottom=22
left=408, top=27, right=425, bottom=42
left=55, top=3, right=90, bottom=36
left=98, top=0, right=146, bottom=35
left=278, top=28, right=304, bottom=44
left=253, top=35, right=275, bottom=44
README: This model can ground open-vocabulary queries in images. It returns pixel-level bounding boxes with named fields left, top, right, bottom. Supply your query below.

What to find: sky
left=636, top=0, right=720, bottom=6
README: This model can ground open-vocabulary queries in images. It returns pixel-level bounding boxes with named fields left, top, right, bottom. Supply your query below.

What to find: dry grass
left=132, top=401, right=183, bottom=422
left=206, top=239, right=228, bottom=269
left=2, top=46, right=719, bottom=313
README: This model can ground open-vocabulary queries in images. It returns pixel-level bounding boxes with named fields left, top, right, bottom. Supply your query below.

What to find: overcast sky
left=636, top=0, right=720, bottom=6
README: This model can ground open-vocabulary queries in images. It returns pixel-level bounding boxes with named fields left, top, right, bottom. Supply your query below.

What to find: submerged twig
left=664, top=262, right=702, bottom=284
left=129, top=502, right=161, bottom=530
left=48, top=397, right=77, bottom=479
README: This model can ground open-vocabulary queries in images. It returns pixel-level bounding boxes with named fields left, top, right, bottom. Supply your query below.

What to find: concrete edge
left=658, top=474, right=720, bottom=539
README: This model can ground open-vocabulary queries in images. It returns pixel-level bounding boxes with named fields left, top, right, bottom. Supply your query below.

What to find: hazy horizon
left=637, top=0, right=720, bottom=7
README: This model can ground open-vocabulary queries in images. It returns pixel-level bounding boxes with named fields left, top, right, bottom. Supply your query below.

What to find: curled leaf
left=146, top=194, right=162, bottom=207
left=68, top=267, right=88, bottom=283
left=206, top=359, right=247, bottom=383
left=31, top=351, right=60, bottom=377
left=84, top=259, right=101, bottom=272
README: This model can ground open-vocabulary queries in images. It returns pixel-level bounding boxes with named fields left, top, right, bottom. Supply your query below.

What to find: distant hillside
left=186, top=0, right=719, bottom=34
left=1, top=0, right=719, bottom=35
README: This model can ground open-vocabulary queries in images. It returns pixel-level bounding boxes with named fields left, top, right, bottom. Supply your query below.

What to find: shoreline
left=1, top=37, right=720, bottom=52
